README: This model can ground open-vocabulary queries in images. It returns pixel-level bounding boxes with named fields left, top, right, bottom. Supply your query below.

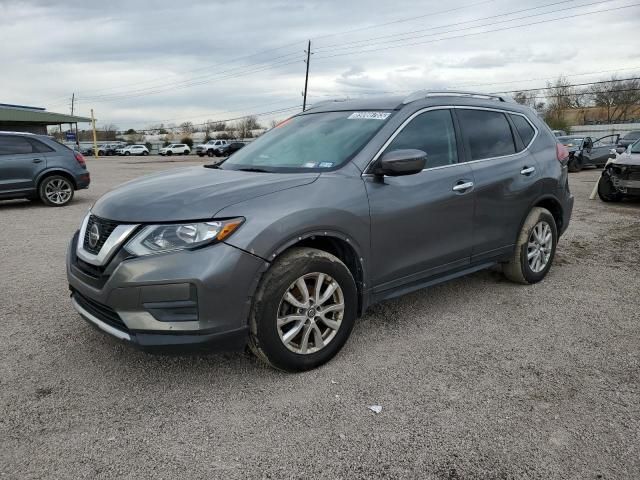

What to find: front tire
left=598, top=172, right=623, bottom=202
left=207, top=150, right=214, bottom=157
left=39, top=175, right=74, bottom=207
left=166, top=151, right=173, bottom=156
left=503, top=207, right=557, bottom=284
left=249, top=248, right=357, bottom=372
left=568, top=155, right=583, bottom=172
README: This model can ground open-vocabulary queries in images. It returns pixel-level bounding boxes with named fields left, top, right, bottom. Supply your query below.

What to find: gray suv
left=0, top=132, right=90, bottom=206
left=67, top=91, right=574, bottom=371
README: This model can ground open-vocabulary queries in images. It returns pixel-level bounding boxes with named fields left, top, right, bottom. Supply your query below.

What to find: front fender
left=216, top=173, right=371, bottom=263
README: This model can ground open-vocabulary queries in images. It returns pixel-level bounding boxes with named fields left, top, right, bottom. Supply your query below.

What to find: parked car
left=119, top=145, right=149, bottom=156
left=96, top=143, right=122, bottom=156
left=67, top=90, right=573, bottom=371
left=552, top=129, right=567, bottom=137
left=159, top=144, right=190, bottom=156
left=195, top=139, right=228, bottom=157
left=598, top=139, right=640, bottom=202
left=0, top=131, right=90, bottom=206
left=557, top=134, right=620, bottom=172
left=218, top=141, right=246, bottom=157
left=616, top=130, right=640, bottom=149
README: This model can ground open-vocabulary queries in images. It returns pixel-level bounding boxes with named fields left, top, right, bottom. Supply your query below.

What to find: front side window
left=0, top=136, right=35, bottom=155
left=221, top=110, right=392, bottom=172
left=457, top=109, right=516, bottom=160
left=383, top=109, right=458, bottom=169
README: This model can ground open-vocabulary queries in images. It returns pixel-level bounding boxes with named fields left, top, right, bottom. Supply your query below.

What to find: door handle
left=520, top=166, right=535, bottom=175
left=452, top=181, right=474, bottom=192
left=32, top=158, right=43, bottom=163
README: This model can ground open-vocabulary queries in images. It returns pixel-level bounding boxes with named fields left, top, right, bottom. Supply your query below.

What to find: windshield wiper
left=237, top=167, right=270, bottom=173
left=203, top=163, right=220, bottom=169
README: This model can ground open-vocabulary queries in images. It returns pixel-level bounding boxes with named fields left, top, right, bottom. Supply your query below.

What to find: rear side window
left=384, top=109, right=458, bottom=169
left=457, top=109, right=516, bottom=160
left=28, top=139, right=55, bottom=153
left=510, top=114, right=535, bottom=147
left=0, top=136, right=35, bottom=155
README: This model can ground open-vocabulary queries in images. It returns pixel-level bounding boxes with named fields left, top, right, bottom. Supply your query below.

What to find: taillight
left=556, top=143, right=569, bottom=163
left=74, top=152, right=86, bottom=167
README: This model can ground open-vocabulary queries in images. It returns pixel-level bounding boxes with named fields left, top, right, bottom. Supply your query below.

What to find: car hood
left=91, top=166, right=320, bottom=223
left=610, top=152, right=640, bottom=166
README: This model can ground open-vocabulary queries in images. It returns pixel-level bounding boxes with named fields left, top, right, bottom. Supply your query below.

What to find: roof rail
left=402, top=90, right=510, bottom=104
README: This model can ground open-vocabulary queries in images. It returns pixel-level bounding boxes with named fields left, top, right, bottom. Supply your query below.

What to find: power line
left=313, top=3, right=640, bottom=60
left=492, top=76, right=640, bottom=94
left=313, top=0, right=581, bottom=51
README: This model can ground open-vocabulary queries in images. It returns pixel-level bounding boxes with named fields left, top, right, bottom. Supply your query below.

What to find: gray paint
left=66, top=94, right=574, bottom=350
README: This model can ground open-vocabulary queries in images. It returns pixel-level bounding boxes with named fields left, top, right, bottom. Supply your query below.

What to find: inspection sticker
left=348, top=111, right=391, bottom=120
left=318, top=162, right=334, bottom=168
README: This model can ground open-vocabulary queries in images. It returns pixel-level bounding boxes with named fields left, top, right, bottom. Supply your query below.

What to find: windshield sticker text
left=348, top=112, right=391, bottom=120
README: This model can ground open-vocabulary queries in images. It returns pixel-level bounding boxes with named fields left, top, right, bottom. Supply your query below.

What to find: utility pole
left=71, top=93, right=79, bottom=149
left=302, top=40, right=311, bottom=112
left=91, top=109, right=98, bottom=158
left=71, top=93, right=75, bottom=115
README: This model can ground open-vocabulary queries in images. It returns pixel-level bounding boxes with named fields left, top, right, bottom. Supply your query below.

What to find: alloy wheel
left=527, top=221, right=552, bottom=273
left=44, top=179, right=72, bottom=205
left=277, top=272, right=345, bottom=354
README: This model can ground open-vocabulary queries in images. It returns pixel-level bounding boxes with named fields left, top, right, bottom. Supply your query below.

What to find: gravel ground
left=1, top=157, right=639, bottom=479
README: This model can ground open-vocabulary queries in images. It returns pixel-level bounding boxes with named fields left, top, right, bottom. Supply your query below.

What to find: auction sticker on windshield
left=348, top=112, right=391, bottom=120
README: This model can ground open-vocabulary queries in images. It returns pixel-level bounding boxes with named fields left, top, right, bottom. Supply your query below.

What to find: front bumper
left=67, top=232, right=267, bottom=352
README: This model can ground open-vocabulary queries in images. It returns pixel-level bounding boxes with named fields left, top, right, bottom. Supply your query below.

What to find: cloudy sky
left=1, top=0, right=639, bottom=130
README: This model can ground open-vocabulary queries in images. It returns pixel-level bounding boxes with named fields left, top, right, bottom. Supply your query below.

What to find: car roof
left=0, top=130, right=37, bottom=136
left=301, top=90, right=527, bottom=115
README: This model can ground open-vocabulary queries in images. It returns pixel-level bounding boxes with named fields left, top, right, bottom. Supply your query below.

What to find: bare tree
left=512, top=90, right=545, bottom=112
left=589, top=76, right=640, bottom=123
left=180, top=121, right=194, bottom=135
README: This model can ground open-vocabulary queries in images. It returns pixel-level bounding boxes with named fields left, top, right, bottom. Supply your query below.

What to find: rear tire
left=39, top=175, right=74, bottom=207
left=249, top=248, right=357, bottom=372
left=503, top=207, right=557, bottom=284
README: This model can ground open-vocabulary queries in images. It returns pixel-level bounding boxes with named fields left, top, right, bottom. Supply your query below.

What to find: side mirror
left=375, top=149, right=427, bottom=176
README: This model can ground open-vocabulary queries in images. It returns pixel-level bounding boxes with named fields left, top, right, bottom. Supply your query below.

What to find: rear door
left=365, top=108, right=475, bottom=291
left=0, top=135, right=49, bottom=194
left=454, top=108, right=541, bottom=262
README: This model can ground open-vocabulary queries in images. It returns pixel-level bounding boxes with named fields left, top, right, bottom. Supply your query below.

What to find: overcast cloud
left=1, top=0, right=639, bottom=129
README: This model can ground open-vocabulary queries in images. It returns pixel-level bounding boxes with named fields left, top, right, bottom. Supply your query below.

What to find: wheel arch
left=36, top=168, right=77, bottom=190
left=266, top=230, right=367, bottom=317
left=532, top=195, right=564, bottom=233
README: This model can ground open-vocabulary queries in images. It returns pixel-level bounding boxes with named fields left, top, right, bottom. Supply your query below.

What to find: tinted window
left=0, top=136, right=35, bottom=155
left=510, top=114, right=535, bottom=147
left=28, top=138, right=55, bottom=153
left=457, top=109, right=516, bottom=160
left=384, top=109, right=457, bottom=169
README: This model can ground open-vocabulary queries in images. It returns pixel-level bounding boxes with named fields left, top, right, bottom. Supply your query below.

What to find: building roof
left=0, top=103, right=92, bottom=124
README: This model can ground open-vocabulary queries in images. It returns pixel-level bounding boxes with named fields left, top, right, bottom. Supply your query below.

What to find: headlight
left=125, top=217, right=244, bottom=256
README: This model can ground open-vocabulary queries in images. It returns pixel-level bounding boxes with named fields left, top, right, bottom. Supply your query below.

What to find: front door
left=365, top=108, right=475, bottom=293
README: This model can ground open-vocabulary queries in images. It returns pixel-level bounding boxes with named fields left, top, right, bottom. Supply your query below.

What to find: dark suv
left=67, top=91, right=573, bottom=371
left=0, top=132, right=90, bottom=206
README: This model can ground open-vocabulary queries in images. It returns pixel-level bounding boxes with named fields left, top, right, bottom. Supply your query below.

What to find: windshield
left=630, top=139, right=640, bottom=153
left=220, top=110, right=392, bottom=172
left=622, top=131, right=640, bottom=140
left=558, top=136, right=583, bottom=146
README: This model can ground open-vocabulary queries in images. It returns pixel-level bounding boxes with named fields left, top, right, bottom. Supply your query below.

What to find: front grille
left=73, top=290, right=128, bottom=332
left=83, top=215, right=120, bottom=254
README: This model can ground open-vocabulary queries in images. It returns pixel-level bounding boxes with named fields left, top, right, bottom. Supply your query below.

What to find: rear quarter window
left=457, top=109, right=516, bottom=160
left=510, top=114, right=536, bottom=147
